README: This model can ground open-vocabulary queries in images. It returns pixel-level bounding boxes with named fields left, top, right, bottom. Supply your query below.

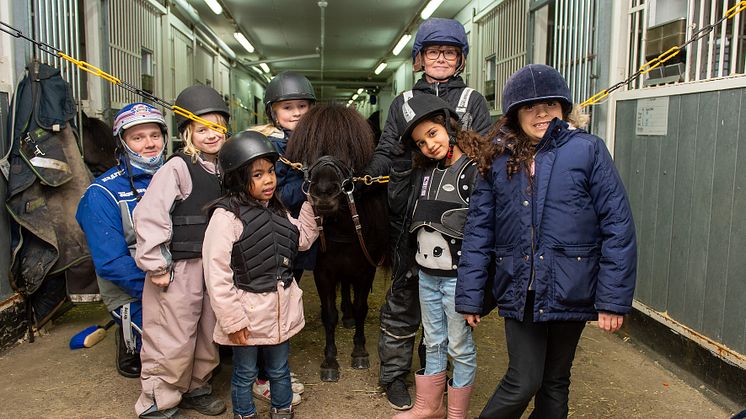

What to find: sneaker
left=290, top=372, right=305, bottom=394
left=270, top=407, right=294, bottom=419
left=385, top=379, right=412, bottom=410
left=253, top=379, right=302, bottom=406
left=178, top=392, right=227, bottom=416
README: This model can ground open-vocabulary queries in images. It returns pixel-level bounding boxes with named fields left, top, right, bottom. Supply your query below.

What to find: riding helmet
left=412, top=18, right=469, bottom=72
left=264, top=71, right=316, bottom=116
left=219, top=130, right=279, bottom=174
left=401, top=94, right=458, bottom=145
left=174, top=85, right=230, bottom=134
left=113, top=102, right=167, bottom=138
left=501, top=64, right=573, bottom=117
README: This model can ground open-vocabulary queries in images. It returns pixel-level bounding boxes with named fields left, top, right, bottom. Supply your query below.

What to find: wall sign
left=636, top=97, right=669, bottom=136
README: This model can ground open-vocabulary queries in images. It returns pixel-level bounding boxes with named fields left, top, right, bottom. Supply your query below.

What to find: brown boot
left=446, top=380, right=473, bottom=419
left=392, top=369, right=446, bottom=419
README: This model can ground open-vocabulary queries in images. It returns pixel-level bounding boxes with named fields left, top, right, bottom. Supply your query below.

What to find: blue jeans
left=232, top=342, right=292, bottom=416
left=419, top=271, right=477, bottom=387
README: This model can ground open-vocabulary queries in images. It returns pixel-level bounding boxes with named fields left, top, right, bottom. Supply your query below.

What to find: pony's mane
left=285, top=103, right=374, bottom=172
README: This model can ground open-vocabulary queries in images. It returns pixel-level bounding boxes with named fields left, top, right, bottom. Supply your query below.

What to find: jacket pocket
left=492, top=244, right=515, bottom=306
left=551, top=244, right=600, bottom=307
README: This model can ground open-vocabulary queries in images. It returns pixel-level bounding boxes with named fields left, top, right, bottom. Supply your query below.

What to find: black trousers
left=479, top=292, right=586, bottom=419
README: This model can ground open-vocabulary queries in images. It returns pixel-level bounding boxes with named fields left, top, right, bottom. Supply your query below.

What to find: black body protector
left=229, top=204, right=300, bottom=293
left=409, top=155, right=477, bottom=277
left=170, top=152, right=222, bottom=260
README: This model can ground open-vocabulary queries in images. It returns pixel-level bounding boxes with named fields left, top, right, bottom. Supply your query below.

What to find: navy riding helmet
left=501, top=64, right=573, bottom=116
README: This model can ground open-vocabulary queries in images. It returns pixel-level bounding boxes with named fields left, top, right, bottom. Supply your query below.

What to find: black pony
left=285, top=104, right=389, bottom=382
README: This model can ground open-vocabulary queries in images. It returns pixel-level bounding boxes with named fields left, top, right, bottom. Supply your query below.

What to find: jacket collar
left=413, top=75, right=467, bottom=97
left=535, top=118, right=573, bottom=152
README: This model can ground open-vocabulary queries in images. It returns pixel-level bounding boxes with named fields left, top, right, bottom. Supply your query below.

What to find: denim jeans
left=232, top=341, right=292, bottom=416
left=419, top=271, right=477, bottom=388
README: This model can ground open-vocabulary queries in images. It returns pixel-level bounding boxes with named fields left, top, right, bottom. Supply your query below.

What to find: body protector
left=174, top=85, right=230, bottom=134
left=169, top=152, right=222, bottom=260
left=229, top=203, right=300, bottom=293
left=502, top=64, right=573, bottom=116
left=412, top=18, right=469, bottom=74
left=410, top=155, right=477, bottom=276
left=264, top=71, right=316, bottom=124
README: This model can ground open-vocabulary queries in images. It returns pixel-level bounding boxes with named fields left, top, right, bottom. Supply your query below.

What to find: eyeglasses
left=423, top=48, right=460, bottom=61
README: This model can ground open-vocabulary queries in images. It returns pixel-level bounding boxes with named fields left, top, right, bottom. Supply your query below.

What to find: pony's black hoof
left=320, top=367, right=340, bottom=382
left=351, top=356, right=370, bottom=369
left=342, top=318, right=355, bottom=329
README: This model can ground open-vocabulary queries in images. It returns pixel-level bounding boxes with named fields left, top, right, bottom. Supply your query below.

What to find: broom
left=69, top=319, right=116, bottom=349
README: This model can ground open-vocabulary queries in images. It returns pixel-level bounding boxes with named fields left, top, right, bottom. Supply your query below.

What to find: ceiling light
left=374, top=62, right=387, bottom=75
left=357, top=88, right=364, bottom=95
left=233, top=32, right=255, bottom=53
left=392, top=33, right=412, bottom=56
left=252, top=66, right=263, bottom=75
left=202, top=0, right=223, bottom=15
left=352, top=94, right=359, bottom=100
left=420, top=0, right=445, bottom=20
left=260, top=63, right=270, bottom=73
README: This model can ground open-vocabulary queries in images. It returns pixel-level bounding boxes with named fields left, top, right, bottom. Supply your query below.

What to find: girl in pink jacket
left=134, top=86, right=230, bottom=419
left=203, top=130, right=318, bottom=419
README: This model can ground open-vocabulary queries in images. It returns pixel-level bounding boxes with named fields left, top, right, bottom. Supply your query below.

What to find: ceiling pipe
left=242, top=54, right=321, bottom=66
left=172, top=0, right=236, bottom=60
left=318, top=1, right=327, bottom=81
left=310, top=80, right=384, bottom=87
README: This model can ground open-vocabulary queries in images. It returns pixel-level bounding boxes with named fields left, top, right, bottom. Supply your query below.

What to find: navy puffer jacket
left=455, top=119, right=637, bottom=322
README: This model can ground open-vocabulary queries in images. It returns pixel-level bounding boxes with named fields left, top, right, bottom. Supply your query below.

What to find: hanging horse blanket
left=3, top=61, right=95, bottom=320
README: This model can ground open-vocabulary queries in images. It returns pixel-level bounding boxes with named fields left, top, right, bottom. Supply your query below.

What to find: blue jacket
left=270, top=129, right=318, bottom=270
left=455, top=119, right=637, bottom=322
left=76, top=160, right=152, bottom=299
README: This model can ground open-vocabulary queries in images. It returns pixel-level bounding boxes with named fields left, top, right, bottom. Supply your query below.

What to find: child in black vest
left=203, top=130, right=318, bottom=419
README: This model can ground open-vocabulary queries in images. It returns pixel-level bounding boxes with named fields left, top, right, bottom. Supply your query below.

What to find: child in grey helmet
left=456, top=64, right=637, bottom=419
left=203, top=130, right=319, bottom=419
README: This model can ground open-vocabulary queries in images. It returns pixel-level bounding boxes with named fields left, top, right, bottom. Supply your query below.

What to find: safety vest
left=402, top=87, right=475, bottom=131
left=170, top=152, right=222, bottom=260
left=228, top=203, right=300, bottom=293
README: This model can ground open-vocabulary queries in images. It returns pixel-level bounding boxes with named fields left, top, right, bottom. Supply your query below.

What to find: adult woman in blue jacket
left=455, top=64, right=637, bottom=419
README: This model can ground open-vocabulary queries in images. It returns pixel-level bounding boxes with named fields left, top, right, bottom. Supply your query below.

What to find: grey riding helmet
left=401, top=94, right=459, bottom=146
left=174, top=85, right=230, bottom=134
left=501, top=64, right=573, bottom=117
left=219, top=130, right=279, bottom=174
left=263, top=71, right=316, bottom=119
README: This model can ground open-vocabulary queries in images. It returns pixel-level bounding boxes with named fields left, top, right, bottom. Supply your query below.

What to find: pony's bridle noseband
left=303, top=155, right=383, bottom=268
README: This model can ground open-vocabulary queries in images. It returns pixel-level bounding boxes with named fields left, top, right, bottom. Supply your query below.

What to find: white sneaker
left=253, top=379, right=302, bottom=406
left=290, top=372, right=305, bottom=394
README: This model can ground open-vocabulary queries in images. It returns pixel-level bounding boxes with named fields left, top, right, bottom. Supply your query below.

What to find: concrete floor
left=0, top=272, right=738, bottom=419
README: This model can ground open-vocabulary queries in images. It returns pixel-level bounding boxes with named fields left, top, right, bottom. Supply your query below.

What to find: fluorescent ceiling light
left=392, top=33, right=412, bottom=56
left=374, top=62, right=387, bottom=75
left=203, top=0, right=223, bottom=15
left=233, top=32, right=255, bottom=53
left=357, top=88, right=364, bottom=94
left=260, top=63, right=270, bottom=73
left=352, top=94, right=359, bottom=100
left=252, top=66, right=263, bottom=75
left=420, top=0, right=444, bottom=20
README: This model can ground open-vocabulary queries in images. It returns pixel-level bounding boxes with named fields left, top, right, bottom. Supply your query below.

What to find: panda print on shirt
left=415, top=226, right=456, bottom=271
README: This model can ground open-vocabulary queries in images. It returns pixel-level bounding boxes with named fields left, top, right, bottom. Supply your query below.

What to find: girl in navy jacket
left=455, top=64, right=637, bottom=419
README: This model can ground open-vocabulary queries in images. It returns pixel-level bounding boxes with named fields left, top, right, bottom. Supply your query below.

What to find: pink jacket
left=203, top=202, right=318, bottom=346
left=134, top=154, right=218, bottom=273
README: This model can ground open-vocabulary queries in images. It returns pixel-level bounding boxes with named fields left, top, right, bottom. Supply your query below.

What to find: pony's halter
left=301, top=155, right=355, bottom=198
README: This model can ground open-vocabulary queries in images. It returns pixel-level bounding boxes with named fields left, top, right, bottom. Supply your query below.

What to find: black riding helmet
left=219, top=130, right=279, bottom=174
left=174, top=85, right=231, bottom=134
left=401, top=94, right=459, bottom=148
left=264, top=71, right=316, bottom=122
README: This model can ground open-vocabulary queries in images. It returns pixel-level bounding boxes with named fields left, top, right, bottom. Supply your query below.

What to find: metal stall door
left=168, top=17, right=194, bottom=153
left=476, top=0, right=528, bottom=113
left=108, top=0, right=164, bottom=110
